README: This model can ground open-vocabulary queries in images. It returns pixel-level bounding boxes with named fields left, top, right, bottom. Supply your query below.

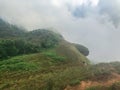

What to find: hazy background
left=0, top=0, right=120, bottom=63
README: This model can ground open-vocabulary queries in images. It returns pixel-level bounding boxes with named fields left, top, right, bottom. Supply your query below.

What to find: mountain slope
left=0, top=19, right=89, bottom=61
left=0, top=19, right=91, bottom=90
left=56, top=40, right=90, bottom=65
left=0, top=19, right=25, bottom=38
left=1, top=19, right=120, bottom=90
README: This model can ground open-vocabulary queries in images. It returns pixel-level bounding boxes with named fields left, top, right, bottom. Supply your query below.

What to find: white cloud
left=0, top=0, right=120, bottom=63
left=98, top=0, right=120, bottom=27
left=90, top=0, right=99, bottom=6
left=51, top=0, right=99, bottom=8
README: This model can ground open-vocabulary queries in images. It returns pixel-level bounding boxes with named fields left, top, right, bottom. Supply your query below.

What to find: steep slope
left=56, top=40, right=90, bottom=65
left=0, top=19, right=91, bottom=90
left=0, top=51, right=90, bottom=90
left=73, top=43, right=89, bottom=56
left=0, top=44, right=90, bottom=90
left=1, top=19, right=120, bottom=90
left=0, top=19, right=89, bottom=62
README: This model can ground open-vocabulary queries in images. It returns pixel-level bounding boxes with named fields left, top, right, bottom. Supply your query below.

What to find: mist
left=0, top=0, right=120, bottom=63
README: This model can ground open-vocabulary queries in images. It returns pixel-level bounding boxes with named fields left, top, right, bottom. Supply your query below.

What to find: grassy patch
left=42, top=51, right=66, bottom=63
left=0, top=55, right=38, bottom=72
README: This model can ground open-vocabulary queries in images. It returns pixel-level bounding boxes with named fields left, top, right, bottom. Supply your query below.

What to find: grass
left=0, top=50, right=66, bottom=73
left=1, top=53, right=120, bottom=90
left=42, top=50, right=66, bottom=63
left=56, top=40, right=90, bottom=65
left=0, top=49, right=91, bottom=90
left=0, top=55, right=39, bottom=72
left=1, top=43, right=120, bottom=90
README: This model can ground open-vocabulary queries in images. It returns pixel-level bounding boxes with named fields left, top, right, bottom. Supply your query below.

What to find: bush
left=0, top=39, right=41, bottom=59
left=0, top=56, right=38, bottom=72
left=74, top=43, right=89, bottom=56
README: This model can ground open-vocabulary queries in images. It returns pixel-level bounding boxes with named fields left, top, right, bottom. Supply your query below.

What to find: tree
left=0, top=45, right=7, bottom=59
left=2, top=40, right=18, bottom=56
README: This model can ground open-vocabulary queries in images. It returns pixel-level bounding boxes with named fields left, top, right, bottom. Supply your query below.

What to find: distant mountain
left=26, top=29, right=63, bottom=48
left=0, top=19, right=89, bottom=60
left=0, top=19, right=25, bottom=38
left=0, top=19, right=92, bottom=90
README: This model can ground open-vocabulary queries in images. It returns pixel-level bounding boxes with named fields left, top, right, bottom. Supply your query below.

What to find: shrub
left=74, top=43, right=89, bottom=56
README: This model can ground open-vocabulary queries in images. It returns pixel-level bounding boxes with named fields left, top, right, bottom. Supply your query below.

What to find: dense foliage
left=0, top=19, right=64, bottom=59
left=0, top=39, right=41, bottom=59
left=0, top=18, right=90, bottom=60
left=26, top=29, right=63, bottom=48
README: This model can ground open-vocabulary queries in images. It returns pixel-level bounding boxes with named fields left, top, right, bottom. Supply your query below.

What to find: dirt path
left=64, top=73, right=120, bottom=90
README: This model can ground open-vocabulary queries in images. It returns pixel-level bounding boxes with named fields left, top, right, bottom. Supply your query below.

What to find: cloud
left=98, top=0, right=120, bottom=27
left=70, top=0, right=120, bottom=27
left=0, top=0, right=120, bottom=63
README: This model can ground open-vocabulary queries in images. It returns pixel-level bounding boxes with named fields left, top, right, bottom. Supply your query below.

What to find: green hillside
left=0, top=19, right=91, bottom=90
left=0, top=19, right=120, bottom=90
left=0, top=42, right=90, bottom=90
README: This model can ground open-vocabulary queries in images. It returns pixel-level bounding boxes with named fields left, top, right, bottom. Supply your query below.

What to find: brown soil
left=64, top=73, right=120, bottom=90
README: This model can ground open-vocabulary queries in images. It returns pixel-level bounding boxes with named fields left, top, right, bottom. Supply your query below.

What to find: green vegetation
left=1, top=49, right=120, bottom=90
left=56, top=41, right=90, bottom=65
left=0, top=19, right=64, bottom=60
left=27, top=29, right=63, bottom=48
left=0, top=39, right=41, bottom=59
left=1, top=18, right=120, bottom=90
left=42, top=51, right=66, bottom=63
left=0, top=19, right=89, bottom=60
left=0, top=52, right=90, bottom=90
left=2, top=53, right=118, bottom=90
left=0, top=55, right=38, bottom=72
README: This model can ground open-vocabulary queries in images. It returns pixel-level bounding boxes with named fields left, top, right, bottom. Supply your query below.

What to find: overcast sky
left=0, top=0, right=120, bottom=63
